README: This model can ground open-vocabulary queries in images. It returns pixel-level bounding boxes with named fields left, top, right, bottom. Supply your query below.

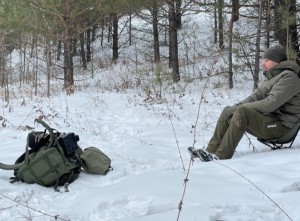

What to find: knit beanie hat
left=263, top=45, right=287, bottom=63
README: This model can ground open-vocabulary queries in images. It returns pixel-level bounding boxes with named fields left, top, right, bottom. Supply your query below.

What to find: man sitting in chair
left=189, top=45, right=300, bottom=161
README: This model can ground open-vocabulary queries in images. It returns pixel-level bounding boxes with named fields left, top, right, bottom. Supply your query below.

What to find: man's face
left=262, top=59, right=279, bottom=71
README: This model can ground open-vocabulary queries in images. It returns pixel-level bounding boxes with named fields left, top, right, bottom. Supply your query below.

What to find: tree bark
left=152, top=1, right=160, bottom=63
left=175, top=0, right=182, bottom=29
left=63, top=37, right=74, bottom=90
left=57, top=40, right=62, bottom=61
left=214, top=0, right=218, bottom=44
left=217, top=0, right=224, bottom=49
left=288, top=0, right=299, bottom=63
left=253, top=0, right=263, bottom=90
left=112, top=13, right=119, bottom=62
left=61, top=0, right=74, bottom=91
left=80, top=32, right=87, bottom=70
left=168, top=0, right=180, bottom=82
left=265, top=0, right=271, bottom=48
left=46, top=38, right=51, bottom=97
left=86, top=28, right=92, bottom=62
left=228, top=0, right=239, bottom=89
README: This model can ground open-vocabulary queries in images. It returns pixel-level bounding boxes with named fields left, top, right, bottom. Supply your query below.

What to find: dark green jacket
left=239, top=60, right=300, bottom=128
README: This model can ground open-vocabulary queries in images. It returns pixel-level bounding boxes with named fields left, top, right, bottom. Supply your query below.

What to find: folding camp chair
left=257, top=121, right=300, bottom=150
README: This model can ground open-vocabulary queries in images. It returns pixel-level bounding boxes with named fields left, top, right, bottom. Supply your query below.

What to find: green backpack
left=11, top=119, right=82, bottom=191
left=0, top=119, right=112, bottom=191
left=80, top=147, right=112, bottom=175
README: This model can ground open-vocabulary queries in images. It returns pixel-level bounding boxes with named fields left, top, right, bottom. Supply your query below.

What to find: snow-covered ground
left=0, top=79, right=300, bottom=221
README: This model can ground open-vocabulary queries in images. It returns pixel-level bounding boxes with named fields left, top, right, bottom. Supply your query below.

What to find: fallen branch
left=0, top=192, right=70, bottom=221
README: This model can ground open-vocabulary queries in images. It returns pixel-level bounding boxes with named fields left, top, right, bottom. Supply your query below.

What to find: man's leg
left=206, top=106, right=236, bottom=153
left=214, top=105, right=290, bottom=159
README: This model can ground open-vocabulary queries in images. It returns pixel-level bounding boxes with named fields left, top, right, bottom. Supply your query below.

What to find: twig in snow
left=176, top=75, right=211, bottom=221
left=166, top=102, right=185, bottom=171
left=0, top=192, right=71, bottom=221
left=176, top=157, right=193, bottom=221
left=245, top=133, right=258, bottom=152
left=214, top=160, right=294, bottom=221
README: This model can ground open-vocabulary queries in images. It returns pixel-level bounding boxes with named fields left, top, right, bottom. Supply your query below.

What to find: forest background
left=0, top=0, right=299, bottom=97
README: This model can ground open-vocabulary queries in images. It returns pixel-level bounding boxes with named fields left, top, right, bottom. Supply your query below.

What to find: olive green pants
left=206, top=105, right=291, bottom=159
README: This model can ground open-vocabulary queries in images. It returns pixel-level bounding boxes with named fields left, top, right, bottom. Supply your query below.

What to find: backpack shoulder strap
left=0, top=134, right=31, bottom=170
left=0, top=162, right=23, bottom=170
left=35, top=118, right=54, bottom=149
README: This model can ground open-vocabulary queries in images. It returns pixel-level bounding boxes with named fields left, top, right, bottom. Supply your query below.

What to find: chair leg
left=263, top=142, right=283, bottom=150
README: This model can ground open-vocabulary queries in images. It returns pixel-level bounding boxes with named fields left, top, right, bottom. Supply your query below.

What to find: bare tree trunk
left=86, top=28, right=92, bottom=62
left=62, top=0, right=74, bottom=91
left=254, top=0, right=264, bottom=90
left=57, top=40, right=62, bottom=61
left=214, top=0, right=218, bottom=44
left=34, top=35, right=38, bottom=95
left=228, top=0, right=239, bottom=89
left=288, top=0, right=299, bottom=63
left=0, top=35, right=5, bottom=87
left=265, top=0, right=271, bottom=48
left=101, top=20, right=105, bottom=47
left=91, top=24, right=97, bottom=42
left=0, top=35, right=9, bottom=101
left=175, top=0, right=182, bottom=29
left=63, top=38, right=74, bottom=90
left=152, top=1, right=160, bottom=63
left=217, top=0, right=224, bottom=49
left=72, top=38, right=77, bottom=55
left=80, top=32, right=87, bottom=70
left=168, top=0, right=180, bottom=82
left=21, top=45, right=26, bottom=86
left=108, top=17, right=112, bottom=43
left=46, top=38, right=51, bottom=97
left=129, top=13, right=132, bottom=46
left=112, top=13, right=119, bottom=62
